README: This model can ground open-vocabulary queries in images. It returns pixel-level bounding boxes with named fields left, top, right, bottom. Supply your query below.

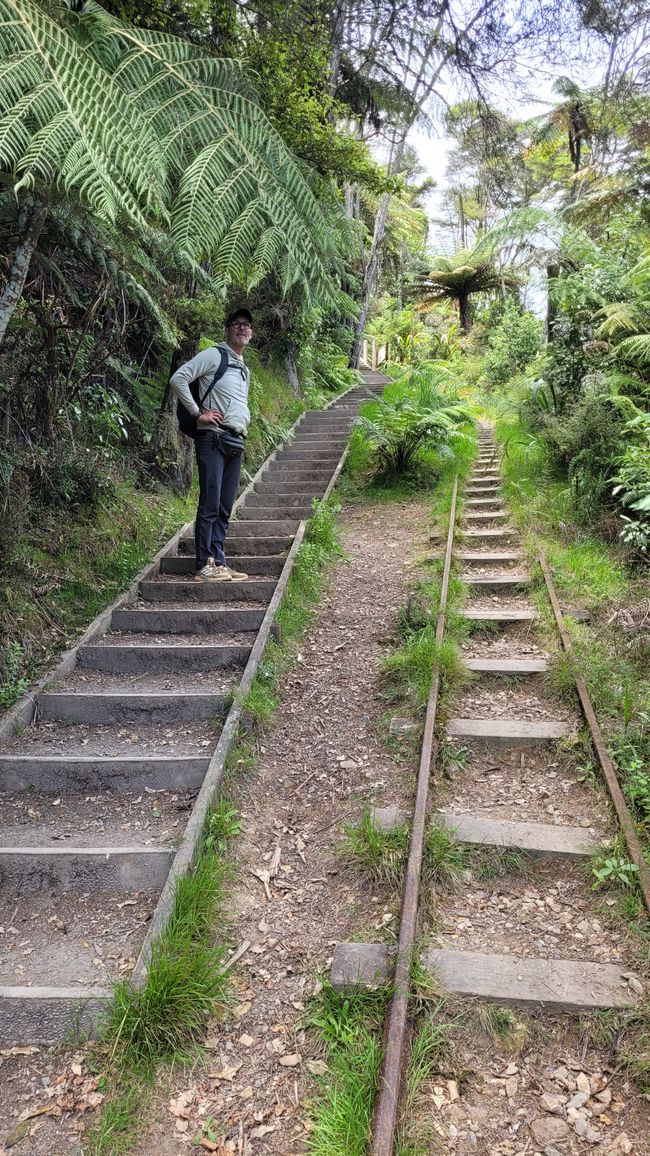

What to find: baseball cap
left=225, top=308, right=253, bottom=327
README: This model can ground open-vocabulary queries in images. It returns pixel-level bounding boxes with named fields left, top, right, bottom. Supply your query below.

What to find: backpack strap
left=197, top=345, right=229, bottom=410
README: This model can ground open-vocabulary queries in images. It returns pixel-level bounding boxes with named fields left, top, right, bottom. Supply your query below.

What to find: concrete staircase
left=0, top=373, right=387, bottom=1044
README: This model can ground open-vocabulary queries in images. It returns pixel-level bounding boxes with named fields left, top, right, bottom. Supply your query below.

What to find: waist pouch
left=213, top=427, right=246, bottom=458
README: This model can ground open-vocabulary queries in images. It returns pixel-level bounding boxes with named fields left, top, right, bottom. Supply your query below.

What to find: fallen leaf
left=209, top=1062, right=242, bottom=1082
left=0, top=1047, right=40, bottom=1057
left=250, top=1125, right=275, bottom=1139
left=5, top=1121, right=31, bottom=1148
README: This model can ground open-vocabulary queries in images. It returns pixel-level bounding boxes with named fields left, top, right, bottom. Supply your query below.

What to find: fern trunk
left=0, top=193, right=48, bottom=350
left=458, top=292, right=471, bottom=334
left=150, top=343, right=196, bottom=494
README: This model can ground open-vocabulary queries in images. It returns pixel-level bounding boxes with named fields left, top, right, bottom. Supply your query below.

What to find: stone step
left=161, top=555, right=284, bottom=576
left=463, top=607, right=537, bottom=622
left=229, top=519, right=300, bottom=536
left=456, top=551, right=520, bottom=562
left=462, top=573, right=530, bottom=589
left=112, top=608, right=268, bottom=634
left=0, top=754, right=209, bottom=793
left=0, top=988, right=111, bottom=1047
left=422, top=949, right=640, bottom=1011
left=438, top=812, right=598, bottom=858
left=238, top=504, right=313, bottom=520
left=446, top=718, right=571, bottom=746
left=36, top=690, right=230, bottom=725
left=0, top=846, right=172, bottom=892
left=139, top=578, right=275, bottom=603
left=464, top=657, right=548, bottom=673
left=78, top=642, right=252, bottom=674
left=178, top=535, right=292, bottom=556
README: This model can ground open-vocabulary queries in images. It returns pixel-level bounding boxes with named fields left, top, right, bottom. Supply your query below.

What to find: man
left=170, top=308, right=253, bottom=581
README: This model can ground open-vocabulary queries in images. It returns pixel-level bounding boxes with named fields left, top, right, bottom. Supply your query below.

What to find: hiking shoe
left=224, top=565, right=248, bottom=581
left=194, top=560, right=231, bottom=582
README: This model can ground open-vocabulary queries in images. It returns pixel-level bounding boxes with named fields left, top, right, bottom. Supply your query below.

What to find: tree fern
left=0, top=0, right=347, bottom=337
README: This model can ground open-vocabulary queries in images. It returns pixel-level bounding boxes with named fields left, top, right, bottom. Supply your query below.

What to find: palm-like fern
left=355, top=384, right=474, bottom=476
left=596, top=255, right=650, bottom=368
left=0, top=0, right=345, bottom=344
left=413, top=247, right=518, bottom=332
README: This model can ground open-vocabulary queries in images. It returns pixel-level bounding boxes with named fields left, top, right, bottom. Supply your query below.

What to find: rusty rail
left=539, top=551, right=650, bottom=915
left=370, top=477, right=459, bottom=1156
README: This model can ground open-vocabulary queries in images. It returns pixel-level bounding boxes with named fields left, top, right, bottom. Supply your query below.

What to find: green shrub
left=483, top=301, right=543, bottom=387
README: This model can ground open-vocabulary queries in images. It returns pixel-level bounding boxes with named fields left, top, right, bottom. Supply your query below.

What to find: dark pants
left=194, top=432, right=241, bottom=569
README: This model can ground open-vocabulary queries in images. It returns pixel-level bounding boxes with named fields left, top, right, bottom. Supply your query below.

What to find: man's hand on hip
left=197, top=409, right=224, bottom=427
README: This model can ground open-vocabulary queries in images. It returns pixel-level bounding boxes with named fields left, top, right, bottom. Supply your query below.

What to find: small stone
left=447, top=1079, right=460, bottom=1101
left=540, top=1092, right=565, bottom=1114
left=576, top=1072, right=591, bottom=1096
left=567, top=1091, right=589, bottom=1110
left=628, top=976, right=643, bottom=996
left=239, top=1034, right=254, bottom=1047
left=306, top=1059, right=328, bottom=1076
left=595, top=1088, right=612, bottom=1108
left=505, top=1076, right=518, bottom=1098
left=530, top=1117, right=571, bottom=1145
left=279, top=1053, right=301, bottom=1067
left=239, top=1086, right=253, bottom=1100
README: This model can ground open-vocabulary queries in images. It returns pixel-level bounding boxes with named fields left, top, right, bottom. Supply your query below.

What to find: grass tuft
left=423, top=823, right=467, bottom=888
left=340, top=810, right=410, bottom=889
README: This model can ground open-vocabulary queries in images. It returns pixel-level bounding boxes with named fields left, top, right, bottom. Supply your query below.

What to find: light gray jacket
left=170, top=342, right=251, bottom=435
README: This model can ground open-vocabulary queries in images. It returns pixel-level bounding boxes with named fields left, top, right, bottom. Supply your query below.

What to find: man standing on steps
left=170, top=308, right=253, bottom=582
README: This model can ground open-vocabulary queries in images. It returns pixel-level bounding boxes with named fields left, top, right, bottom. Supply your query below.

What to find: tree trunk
left=458, top=292, right=471, bottom=334
left=285, top=343, right=300, bottom=395
left=458, top=192, right=466, bottom=248
left=328, top=0, right=347, bottom=97
left=546, top=263, right=559, bottom=343
left=0, top=193, right=48, bottom=350
left=349, top=188, right=393, bottom=368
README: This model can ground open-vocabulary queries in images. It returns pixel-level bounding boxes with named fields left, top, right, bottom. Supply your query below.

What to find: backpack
left=176, top=345, right=229, bottom=438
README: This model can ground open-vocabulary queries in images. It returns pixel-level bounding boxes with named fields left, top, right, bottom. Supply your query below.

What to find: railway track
left=0, top=372, right=388, bottom=1046
left=332, top=424, right=648, bottom=1155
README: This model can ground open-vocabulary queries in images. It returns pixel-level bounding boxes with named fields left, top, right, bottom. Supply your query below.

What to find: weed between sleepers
left=304, top=980, right=392, bottom=1156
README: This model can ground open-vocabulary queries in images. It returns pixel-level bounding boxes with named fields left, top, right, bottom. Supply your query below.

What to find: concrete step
left=422, top=948, right=640, bottom=1011
left=78, top=642, right=251, bottom=674
left=0, top=988, right=111, bottom=1047
left=263, top=469, right=333, bottom=484
left=0, top=846, right=172, bottom=892
left=462, top=573, right=530, bottom=589
left=161, top=555, right=284, bottom=576
left=456, top=551, right=520, bottom=562
left=238, top=504, right=313, bottom=520
left=463, top=607, right=537, bottom=622
left=264, top=458, right=337, bottom=473
left=139, top=579, right=276, bottom=602
left=245, top=492, right=319, bottom=509
left=36, top=690, right=230, bottom=725
left=274, top=450, right=341, bottom=462
left=254, top=481, right=325, bottom=496
left=112, top=607, right=268, bottom=634
left=446, top=717, right=572, bottom=746
left=464, top=657, right=548, bottom=673
left=438, top=812, right=598, bottom=858
left=178, top=535, right=292, bottom=557
left=466, top=498, right=503, bottom=507
left=229, top=519, right=300, bottom=536
left=0, top=754, right=210, bottom=793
